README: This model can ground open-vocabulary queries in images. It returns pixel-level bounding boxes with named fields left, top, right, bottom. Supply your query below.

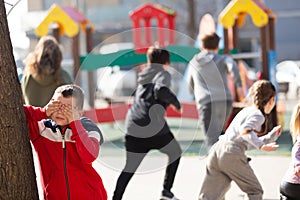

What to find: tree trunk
left=186, top=0, right=197, bottom=44
left=0, top=1, right=39, bottom=199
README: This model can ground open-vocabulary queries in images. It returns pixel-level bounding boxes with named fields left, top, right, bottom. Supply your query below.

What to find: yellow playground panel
left=219, top=0, right=270, bottom=28
left=218, top=0, right=276, bottom=81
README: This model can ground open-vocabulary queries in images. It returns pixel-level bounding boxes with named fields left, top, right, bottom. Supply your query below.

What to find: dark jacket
left=126, top=65, right=181, bottom=138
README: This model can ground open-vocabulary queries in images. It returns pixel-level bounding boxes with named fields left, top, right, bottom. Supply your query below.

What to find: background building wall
left=23, top=0, right=300, bottom=64
left=264, top=0, right=300, bottom=62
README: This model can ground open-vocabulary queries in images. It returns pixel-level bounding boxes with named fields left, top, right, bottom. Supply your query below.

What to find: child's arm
left=293, top=142, right=300, bottom=176
left=243, top=131, right=279, bottom=151
left=23, top=105, right=48, bottom=122
left=23, top=105, right=49, bottom=141
left=260, top=142, right=279, bottom=151
left=259, top=125, right=282, bottom=144
left=186, top=63, right=194, bottom=94
left=155, top=86, right=181, bottom=110
left=24, top=99, right=61, bottom=121
left=154, top=71, right=181, bottom=110
left=69, top=118, right=102, bottom=163
left=62, top=104, right=102, bottom=163
left=256, top=125, right=282, bottom=152
left=239, top=113, right=280, bottom=151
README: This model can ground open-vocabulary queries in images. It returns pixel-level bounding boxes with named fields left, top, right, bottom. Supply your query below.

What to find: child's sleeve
left=23, top=105, right=48, bottom=122
left=294, top=142, right=300, bottom=168
left=259, top=127, right=280, bottom=144
left=23, top=105, right=48, bottom=141
left=186, top=63, right=194, bottom=94
left=69, top=117, right=103, bottom=163
left=239, top=112, right=265, bottom=149
left=154, top=71, right=181, bottom=110
left=243, top=132, right=265, bottom=149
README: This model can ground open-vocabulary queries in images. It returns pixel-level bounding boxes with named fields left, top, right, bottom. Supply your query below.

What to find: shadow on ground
left=100, top=130, right=292, bottom=157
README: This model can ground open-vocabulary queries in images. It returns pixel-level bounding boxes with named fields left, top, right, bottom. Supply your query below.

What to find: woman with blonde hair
left=280, top=103, right=300, bottom=199
left=21, top=35, right=72, bottom=107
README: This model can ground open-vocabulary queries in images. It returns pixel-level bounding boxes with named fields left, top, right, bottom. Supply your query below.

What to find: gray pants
left=199, top=141, right=263, bottom=200
left=198, top=101, right=233, bottom=150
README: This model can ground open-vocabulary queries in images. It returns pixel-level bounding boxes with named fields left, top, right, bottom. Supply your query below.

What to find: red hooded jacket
left=24, top=105, right=107, bottom=200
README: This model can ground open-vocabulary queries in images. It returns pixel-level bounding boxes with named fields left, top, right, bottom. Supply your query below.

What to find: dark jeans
left=112, top=133, right=182, bottom=200
left=198, top=100, right=232, bottom=150
left=280, top=181, right=300, bottom=200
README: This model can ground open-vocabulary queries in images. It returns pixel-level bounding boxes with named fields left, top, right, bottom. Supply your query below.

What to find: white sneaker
left=160, top=190, right=179, bottom=200
left=160, top=196, right=179, bottom=200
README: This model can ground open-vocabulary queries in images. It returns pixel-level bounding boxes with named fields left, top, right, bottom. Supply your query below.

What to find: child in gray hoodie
left=187, top=33, right=244, bottom=150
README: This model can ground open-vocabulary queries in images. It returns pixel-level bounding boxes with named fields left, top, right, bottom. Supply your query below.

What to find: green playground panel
left=80, top=45, right=200, bottom=71
left=80, top=45, right=238, bottom=71
left=80, top=45, right=239, bottom=71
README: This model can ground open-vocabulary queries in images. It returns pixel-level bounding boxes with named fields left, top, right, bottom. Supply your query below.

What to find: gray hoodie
left=187, top=50, right=242, bottom=109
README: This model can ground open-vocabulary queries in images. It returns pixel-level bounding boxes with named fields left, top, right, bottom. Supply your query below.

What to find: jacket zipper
left=62, top=130, right=71, bottom=200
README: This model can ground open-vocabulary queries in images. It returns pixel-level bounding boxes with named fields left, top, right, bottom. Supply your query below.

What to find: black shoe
left=280, top=193, right=288, bottom=200
left=160, top=190, right=179, bottom=200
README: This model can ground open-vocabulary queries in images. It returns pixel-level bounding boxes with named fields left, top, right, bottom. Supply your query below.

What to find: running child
left=199, top=80, right=282, bottom=200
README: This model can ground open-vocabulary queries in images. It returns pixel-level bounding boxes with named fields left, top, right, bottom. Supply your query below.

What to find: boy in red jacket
left=24, top=84, right=107, bottom=200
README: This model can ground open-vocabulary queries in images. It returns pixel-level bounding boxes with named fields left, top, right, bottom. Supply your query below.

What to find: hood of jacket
left=138, top=64, right=165, bottom=85
left=194, top=50, right=216, bottom=65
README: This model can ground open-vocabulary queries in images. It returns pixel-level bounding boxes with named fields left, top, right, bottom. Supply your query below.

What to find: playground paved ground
left=94, top=155, right=290, bottom=200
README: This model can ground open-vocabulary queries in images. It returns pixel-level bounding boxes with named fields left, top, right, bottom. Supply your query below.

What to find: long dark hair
left=251, top=80, right=276, bottom=135
left=23, top=36, right=63, bottom=84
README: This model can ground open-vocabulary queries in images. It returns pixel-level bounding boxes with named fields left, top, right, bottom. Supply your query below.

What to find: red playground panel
left=83, top=101, right=198, bottom=124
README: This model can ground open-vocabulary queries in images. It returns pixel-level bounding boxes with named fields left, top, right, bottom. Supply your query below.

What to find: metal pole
left=72, top=33, right=81, bottom=85
left=223, top=28, right=230, bottom=54
left=268, top=16, right=276, bottom=51
left=86, top=26, right=95, bottom=108
left=233, top=19, right=239, bottom=50
left=260, top=26, right=269, bottom=80
left=52, top=25, right=60, bottom=43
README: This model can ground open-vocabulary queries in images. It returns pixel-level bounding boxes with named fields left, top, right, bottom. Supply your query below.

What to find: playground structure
left=218, top=0, right=278, bottom=127
left=219, top=0, right=277, bottom=82
left=35, top=1, right=278, bottom=125
left=129, top=4, right=177, bottom=53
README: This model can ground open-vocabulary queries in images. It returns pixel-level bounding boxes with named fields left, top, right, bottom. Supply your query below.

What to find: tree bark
left=186, top=0, right=197, bottom=43
left=0, top=1, right=39, bottom=199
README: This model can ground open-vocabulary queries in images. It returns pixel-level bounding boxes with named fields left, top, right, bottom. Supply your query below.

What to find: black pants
left=113, top=133, right=182, bottom=200
left=280, top=181, right=300, bottom=200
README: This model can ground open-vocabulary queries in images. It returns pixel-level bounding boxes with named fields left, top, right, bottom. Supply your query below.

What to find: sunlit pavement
left=94, top=155, right=290, bottom=200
